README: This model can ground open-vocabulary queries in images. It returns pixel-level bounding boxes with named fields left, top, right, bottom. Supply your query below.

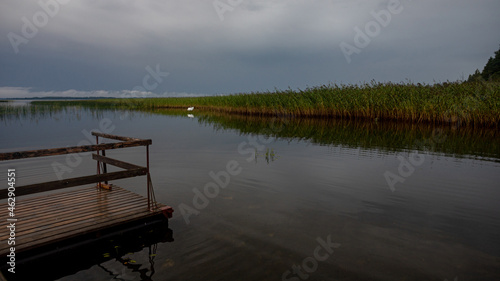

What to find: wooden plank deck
left=0, top=185, right=165, bottom=256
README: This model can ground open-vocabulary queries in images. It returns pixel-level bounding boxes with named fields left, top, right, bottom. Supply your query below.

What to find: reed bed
left=32, top=82, right=500, bottom=127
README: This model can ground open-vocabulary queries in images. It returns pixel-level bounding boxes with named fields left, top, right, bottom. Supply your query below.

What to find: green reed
left=32, top=82, right=500, bottom=127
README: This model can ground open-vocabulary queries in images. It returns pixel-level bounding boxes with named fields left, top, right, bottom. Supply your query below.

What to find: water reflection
left=0, top=102, right=173, bottom=124
left=0, top=102, right=107, bottom=123
left=1, top=103, right=499, bottom=280
left=2, top=102, right=498, bottom=160
left=2, top=224, right=173, bottom=281
left=194, top=113, right=500, bottom=161
left=254, top=148, right=278, bottom=164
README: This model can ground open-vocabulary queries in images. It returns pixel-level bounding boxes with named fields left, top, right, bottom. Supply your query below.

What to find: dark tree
left=468, top=45, right=500, bottom=82
left=468, top=69, right=482, bottom=82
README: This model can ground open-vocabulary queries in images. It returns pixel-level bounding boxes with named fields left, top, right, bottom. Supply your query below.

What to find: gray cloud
left=0, top=86, right=200, bottom=99
left=1, top=0, right=499, bottom=98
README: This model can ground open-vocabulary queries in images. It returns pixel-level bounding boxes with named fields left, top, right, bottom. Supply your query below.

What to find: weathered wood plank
left=0, top=208, right=160, bottom=255
left=91, top=131, right=149, bottom=143
left=13, top=188, right=98, bottom=208
left=0, top=140, right=151, bottom=161
left=8, top=198, right=148, bottom=238
left=0, top=186, right=165, bottom=256
left=0, top=168, right=147, bottom=199
left=0, top=198, right=148, bottom=242
left=0, top=187, right=134, bottom=237
left=92, top=154, right=144, bottom=170
left=14, top=188, right=138, bottom=219
left=13, top=189, right=131, bottom=216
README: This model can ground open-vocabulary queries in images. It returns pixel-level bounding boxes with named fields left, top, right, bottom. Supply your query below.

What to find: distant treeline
left=4, top=97, right=110, bottom=100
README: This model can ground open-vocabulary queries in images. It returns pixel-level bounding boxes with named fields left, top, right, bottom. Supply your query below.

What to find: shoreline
left=29, top=82, right=500, bottom=128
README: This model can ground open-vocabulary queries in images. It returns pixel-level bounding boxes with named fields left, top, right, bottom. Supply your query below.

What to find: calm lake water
left=1, top=102, right=499, bottom=280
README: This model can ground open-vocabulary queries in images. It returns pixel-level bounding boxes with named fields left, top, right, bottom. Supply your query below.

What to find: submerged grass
left=32, top=82, right=500, bottom=127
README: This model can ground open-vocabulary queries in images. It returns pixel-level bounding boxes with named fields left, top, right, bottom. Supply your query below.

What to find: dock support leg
left=96, top=135, right=101, bottom=189
left=102, top=150, right=108, bottom=185
left=147, top=145, right=151, bottom=210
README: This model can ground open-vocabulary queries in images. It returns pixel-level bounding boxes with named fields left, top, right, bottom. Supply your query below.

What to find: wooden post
left=96, top=135, right=101, bottom=189
left=147, top=144, right=151, bottom=210
left=102, top=149, right=108, bottom=185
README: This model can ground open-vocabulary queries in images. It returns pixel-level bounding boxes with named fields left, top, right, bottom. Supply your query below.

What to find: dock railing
left=0, top=132, right=157, bottom=210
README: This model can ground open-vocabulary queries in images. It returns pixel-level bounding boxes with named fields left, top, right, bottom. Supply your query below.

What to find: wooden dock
left=0, top=132, right=173, bottom=260
left=0, top=185, right=165, bottom=256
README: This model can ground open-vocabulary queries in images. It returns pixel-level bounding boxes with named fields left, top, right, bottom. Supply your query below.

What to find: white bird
left=187, top=107, right=194, bottom=111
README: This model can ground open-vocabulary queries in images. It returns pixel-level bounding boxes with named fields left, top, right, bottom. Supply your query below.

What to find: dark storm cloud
left=1, top=0, right=499, bottom=98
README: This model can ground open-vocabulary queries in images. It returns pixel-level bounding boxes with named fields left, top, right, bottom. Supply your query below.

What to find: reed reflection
left=194, top=113, right=500, bottom=161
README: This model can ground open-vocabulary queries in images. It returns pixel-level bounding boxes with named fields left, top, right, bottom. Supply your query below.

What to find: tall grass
left=33, top=82, right=500, bottom=127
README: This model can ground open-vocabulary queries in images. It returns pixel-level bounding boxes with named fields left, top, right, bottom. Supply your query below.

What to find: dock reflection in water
left=9, top=224, right=173, bottom=281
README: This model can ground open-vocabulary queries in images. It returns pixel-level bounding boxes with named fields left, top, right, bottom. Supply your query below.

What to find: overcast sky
left=0, top=0, right=499, bottom=98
